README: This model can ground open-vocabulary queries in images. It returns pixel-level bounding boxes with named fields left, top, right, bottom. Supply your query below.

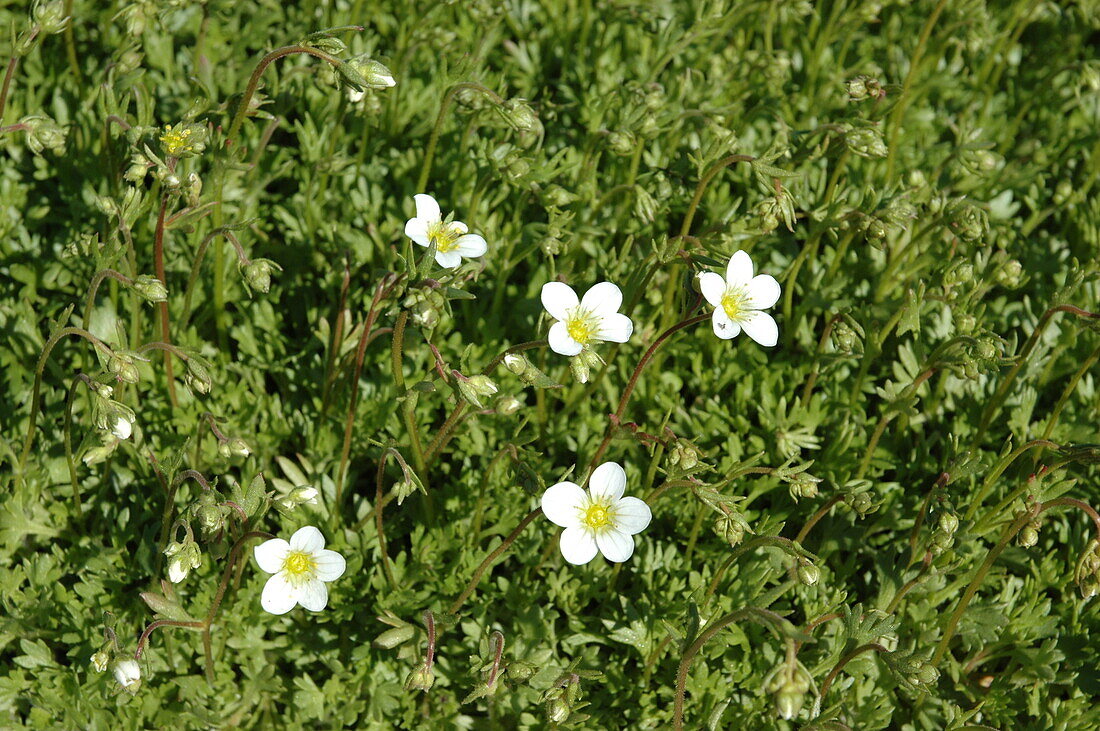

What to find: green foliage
left=2, top=0, right=1099, bottom=728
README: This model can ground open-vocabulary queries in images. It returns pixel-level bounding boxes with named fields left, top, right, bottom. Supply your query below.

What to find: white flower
left=540, top=462, right=652, bottom=564
left=540, top=281, right=634, bottom=356
left=253, top=526, right=346, bottom=615
left=698, top=250, right=781, bottom=346
left=111, top=416, right=132, bottom=440
left=112, top=658, right=141, bottom=693
left=404, top=194, right=487, bottom=269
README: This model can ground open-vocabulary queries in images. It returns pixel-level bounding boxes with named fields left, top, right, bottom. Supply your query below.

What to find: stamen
left=565, top=308, right=599, bottom=345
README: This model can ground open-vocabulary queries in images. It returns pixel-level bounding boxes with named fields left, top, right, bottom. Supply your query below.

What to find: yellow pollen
left=282, top=550, right=317, bottom=581
left=721, top=287, right=748, bottom=321
left=566, top=309, right=599, bottom=345
left=581, top=502, right=613, bottom=530
left=160, top=126, right=194, bottom=157
left=427, top=221, right=463, bottom=252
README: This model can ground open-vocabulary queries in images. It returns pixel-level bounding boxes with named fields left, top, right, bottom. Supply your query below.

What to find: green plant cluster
left=1, top=0, right=1099, bottom=728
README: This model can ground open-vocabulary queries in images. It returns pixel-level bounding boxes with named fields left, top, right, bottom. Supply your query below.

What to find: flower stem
left=794, top=494, right=844, bottom=544
left=181, top=228, right=251, bottom=326
left=62, top=374, right=94, bottom=515
left=82, top=269, right=134, bottom=331
left=972, top=304, right=1098, bottom=447
left=416, top=82, right=505, bottom=193
left=962, top=440, right=1057, bottom=523
left=587, top=313, right=711, bottom=472
left=855, top=367, right=936, bottom=480
left=673, top=607, right=789, bottom=730
left=0, top=28, right=36, bottom=122
left=374, top=450, right=399, bottom=589
left=447, top=508, right=541, bottom=615
left=391, top=311, right=426, bottom=474
left=704, top=535, right=814, bottom=603
left=817, top=642, right=890, bottom=701
left=18, top=327, right=113, bottom=479
left=152, top=192, right=178, bottom=407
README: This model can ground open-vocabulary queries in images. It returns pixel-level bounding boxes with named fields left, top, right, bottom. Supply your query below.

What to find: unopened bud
left=22, top=115, right=66, bottom=156
left=504, top=353, right=529, bottom=375
left=111, top=415, right=133, bottom=440
left=242, top=258, right=281, bottom=294
left=546, top=696, right=571, bottom=724
left=185, top=360, right=212, bottom=395
left=495, top=395, right=522, bottom=415
left=713, top=517, right=745, bottom=547
left=997, top=259, right=1023, bottom=288
left=633, top=186, right=658, bottom=223
left=112, top=659, right=142, bottom=694
left=342, top=56, right=396, bottom=91
left=90, top=645, right=112, bottom=673
left=797, top=562, right=820, bottom=586
left=607, top=130, right=635, bottom=156
left=845, top=126, right=888, bottom=158
left=1018, top=525, right=1039, bottom=548
left=164, top=540, right=202, bottom=583
left=131, top=274, right=167, bottom=303
left=569, top=355, right=590, bottom=384
left=500, top=98, right=541, bottom=134
left=405, top=664, right=435, bottom=692
left=938, top=513, right=959, bottom=535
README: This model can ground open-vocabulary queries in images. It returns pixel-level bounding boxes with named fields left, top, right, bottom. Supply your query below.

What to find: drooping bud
left=90, top=647, right=111, bottom=673
left=796, top=562, right=820, bottom=586
left=112, top=659, right=142, bottom=694
left=131, top=275, right=168, bottom=303
left=500, top=98, right=541, bottom=135
left=185, top=359, right=212, bottom=395
left=242, top=258, right=282, bottom=294
left=164, top=538, right=202, bottom=583
left=607, top=130, right=636, bottom=156
left=404, top=662, right=435, bottom=692
left=495, top=395, right=523, bottom=415
left=457, top=374, right=499, bottom=408
left=21, top=115, right=67, bottom=156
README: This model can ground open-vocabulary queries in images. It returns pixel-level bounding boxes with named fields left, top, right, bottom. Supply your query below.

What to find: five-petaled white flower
left=698, top=250, right=781, bottom=346
left=404, top=193, right=487, bottom=269
left=540, top=281, right=633, bottom=356
left=541, top=462, right=652, bottom=564
left=254, top=526, right=346, bottom=615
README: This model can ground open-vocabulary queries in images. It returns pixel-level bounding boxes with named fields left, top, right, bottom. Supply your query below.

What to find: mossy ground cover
left=2, top=0, right=1099, bottom=728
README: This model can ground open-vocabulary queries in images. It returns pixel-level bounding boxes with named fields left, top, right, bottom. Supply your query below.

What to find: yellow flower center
left=580, top=500, right=614, bottom=531
left=565, top=308, right=600, bottom=345
left=721, top=286, right=749, bottom=322
left=282, top=550, right=317, bottom=583
left=427, top=221, right=464, bottom=252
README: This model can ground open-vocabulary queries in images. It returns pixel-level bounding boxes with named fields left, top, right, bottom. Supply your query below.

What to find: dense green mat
left=1, top=0, right=1099, bottom=728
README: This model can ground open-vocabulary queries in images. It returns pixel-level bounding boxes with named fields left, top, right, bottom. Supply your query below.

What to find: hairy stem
left=447, top=508, right=541, bottom=614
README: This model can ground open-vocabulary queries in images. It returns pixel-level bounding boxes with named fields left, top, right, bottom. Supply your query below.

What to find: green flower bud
left=242, top=258, right=282, bottom=294
left=775, top=688, right=804, bottom=720
left=607, top=130, right=636, bottom=156
left=495, top=395, right=522, bottom=415
left=344, top=56, right=396, bottom=90
left=500, top=98, right=541, bottom=135
left=938, top=512, right=959, bottom=535
left=797, top=562, right=820, bottom=586
left=845, top=490, right=875, bottom=517
left=21, top=115, right=66, bottom=156
left=789, top=475, right=820, bottom=501
left=131, top=275, right=168, bottom=303
left=546, top=696, right=571, bottom=724
left=1018, top=524, right=1039, bottom=548
left=185, top=360, right=212, bottom=395
left=845, top=125, right=888, bottom=158
left=543, top=185, right=576, bottom=208
left=633, top=185, right=658, bottom=223
left=164, top=539, right=202, bottom=583
left=405, top=663, right=435, bottom=692
left=845, top=74, right=882, bottom=101
left=32, top=0, right=69, bottom=34
left=996, top=259, right=1023, bottom=288
left=107, top=353, right=140, bottom=384
left=504, top=353, right=530, bottom=375
left=373, top=625, right=416, bottom=649
left=713, top=516, right=745, bottom=547
left=456, top=375, right=498, bottom=409
left=669, top=439, right=703, bottom=471
left=931, top=529, right=955, bottom=553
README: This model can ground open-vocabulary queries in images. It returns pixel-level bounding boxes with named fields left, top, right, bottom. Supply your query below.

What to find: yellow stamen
left=282, top=550, right=317, bottom=583
left=580, top=500, right=614, bottom=531
left=565, top=308, right=599, bottom=345
left=721, top=286, right=749, bottom=322
left=427, top=221, right=464, bottom=252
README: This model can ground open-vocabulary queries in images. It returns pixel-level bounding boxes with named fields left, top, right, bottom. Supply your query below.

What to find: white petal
left=596, top=529, right=635, bottom=562
left=698, top=272, right=726, bottom=307
left=404, top=218, right=430, bottom=247
left=313, top=549, right=346, bottom=582
left=435, top=250, right=463, bottom=269
left=413, top=194, right=440, bottom=222
left=289, top=526, right=325, bottom=553
left=589, top=462, right=626, bottom=501
left=595, top=313, right=633, bottom=343
left=260, top=573, right=299, bottom=615
left=740, top=310, right=779, bottom=347
left=613, top=496, right=652, bottom=535
left=541, top=482, right=586, bottom=528
left=167, top=560, right=186, bottom=583
left=112, top=417, right=132, bottom=440
left=540, top=282, right=579, bottom=321
left=711, top=308, right=740, bottom=340
left=297, top=578, right=330, bottom=611
left=558, top=526, right=599, bottom=565
left=453, top=233, right=487, bottom=258
left=580, top=282, right=623, bottom=316
left=449, top=220, right=469, bottom=236
left=253, top=538, right=291, bottom=574
left=746, top=274, right=781, bottom=310
left=548, top=321, right=583, bottom=356
left=726, top=250, right=754, bottom=286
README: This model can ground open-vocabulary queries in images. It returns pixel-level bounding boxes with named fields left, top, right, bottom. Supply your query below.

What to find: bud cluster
left=1075, top=539, right=1100, bottom=599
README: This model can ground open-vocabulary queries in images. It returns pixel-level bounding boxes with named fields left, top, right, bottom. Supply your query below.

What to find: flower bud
left=504, top=353, right=530, bottom=375
left=607, top=130, right=636, bottom=156
left=669, top=439, right=703, bottom=471
left=164, top=539, right=202, bottom=583
left=543, top=185, right=576, bottom=208
left=845, top=490, right=874, bottom=517
left=111, top=415, right=133, bottom=440
left=195, top=493, right=227, bottom=535
left=845, top=74, right=882, bottom=101
left=1053, top=180, right=1073, bottom=206
left=22, top=115, right=66, bottom=156
left=788, top=475, right=820, bottom=501
left=131, top=274, right=168, bottom=303
left=1018, top=524, right=1039, bottom=548
left=713, top=516, right=745, bottom=547
left=797, top=562, right=820, bottom=586
left=931, top=529, right=955, bottom=553
left=457, top=375, right=498, bottom=408
left=290, top=485, right=319, bottom=505
left=495, top=395, right=523, bottom=415
left=344, top=56, right=396, bottom=90
left=82, top=442, right=119, bottom=466
left=91, top=648, right=111, bottom=673
left=938, top=512, right=959, bottom=535
left=242, top=258, right=281, bottom=294
left=89, top=381, right=114, bottom=399
left=956, top=313, right=977, bottom=333
left=546, top=696, right=571, bottom=724
left=500, top=98, right=541, bottom=135
left=185, top=360, right=212, bottom=395
left=831, top=320, right=859, bottom=353
left=845, top=126, right=888, bottom=158
left=996, top=259, right=1023, bottom=288
left=404, top=663, right=435, bottom=692
left=633, top=185, right=658, bottom=223
left=227, top=438, right=251, bottom=458
left=112, top=659, right=141, bottom=694
left=775, top=688, right=804, bottom=720
left=33, top=0, right=69, bottom=34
